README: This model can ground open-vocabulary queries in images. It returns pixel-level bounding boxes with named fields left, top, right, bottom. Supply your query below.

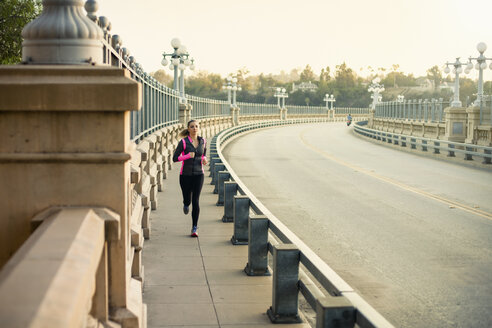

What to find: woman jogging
left=173, top=120, right=208, bottom=237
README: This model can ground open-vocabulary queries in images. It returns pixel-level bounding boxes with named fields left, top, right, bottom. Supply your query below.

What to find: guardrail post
left=483, top=149, right=491, bottom=164
left=464, top=146, right=473, bottom=161
left=267, top=244, right=302, bottom=323
left=447, top=144, right=456, bottom=157
left=315, top=296, right=355, bottom=328
left=209, top=156, right=220, bottom=177
left=216, top=171, right=230, bottom=204
left=411, top=138, right=417, bottom=149
left=433, top=141, right=440, bottom=154
left=244, top=215, right=270, bottom=276
left=421, top=140, right=428, bottom=152
left=222, top=181, right=237, bottom=218
left=212, top=163, right=225, bottom=188
left=231, top=195, right=250, bottom=245
left=211, top=162, right=225, bottom=194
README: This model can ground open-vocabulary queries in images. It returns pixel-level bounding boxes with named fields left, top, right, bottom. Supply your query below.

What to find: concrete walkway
left=142, top=163, right=310, bottom=328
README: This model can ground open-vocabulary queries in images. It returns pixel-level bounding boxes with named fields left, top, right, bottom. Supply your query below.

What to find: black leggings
left=179, top=174, right=204, bottom=227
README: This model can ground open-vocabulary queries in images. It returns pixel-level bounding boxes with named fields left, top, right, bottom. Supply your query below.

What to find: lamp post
left=443, top=57, right=467, bottom=108
left=368, top=77, right=384, bottom=110
left=161, top=38, right=195, bottom=102
left=323, top=94, right=336, bottom=110
left=397, top=94, right=404, bottom=119
left=222, top=76, right=241, bottom=108
left=274, top=88, right=288, bottom=108
left=466, top=42, right=492, bottom=124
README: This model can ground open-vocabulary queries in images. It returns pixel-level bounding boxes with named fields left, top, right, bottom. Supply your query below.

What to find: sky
left=96, top=0, right=492, bottom=81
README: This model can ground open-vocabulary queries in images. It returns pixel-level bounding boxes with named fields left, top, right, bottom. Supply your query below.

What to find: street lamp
left=397, top=95, right=404, bottom=119
left=443, top=57, right=467, bottom=107
left=323, top=94, right=336, bottom=110
left=274, top=88, right=288, bottom=108
left=222, top=76, right=241, bottom=108
left=368, top=77, right=384, bottom=110
left=161, top=38, right=195, bottom=102
left=466, top=42, right=492, bottom=124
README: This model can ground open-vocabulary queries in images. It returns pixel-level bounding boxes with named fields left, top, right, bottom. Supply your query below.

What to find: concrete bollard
left=213, top=164, right=225, bottom=192
left=483, top=149, right=491, bottom=164
left=209, top=156, right=220, bottom=177
left=216, top=171, right=231, bottom=206
left=433, top=141, right=440, bottom=154
left=222, top=181, right=238, bottom=222
left=411, top=138, right=417, bottom=149
left=421, top=140, right=428, bottom=152
left=315, top=296, right=355, bottom=328
left=464, top=146, right=473, bottom=161
left=212, top=163, right=224, bottom=187
left=231, top=196, right=250, bottom=245
left=244, top=215, right=270, bottom=276
left=447, top=144, right=456, bottom=157
left=267, top=244, right=302, bottom=323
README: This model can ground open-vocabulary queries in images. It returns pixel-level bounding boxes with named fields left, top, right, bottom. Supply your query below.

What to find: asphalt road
left=222, top=122, right=492, bottom=328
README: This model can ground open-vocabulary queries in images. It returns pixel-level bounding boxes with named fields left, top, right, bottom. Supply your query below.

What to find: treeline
left=152, top=63, right=491, bottom=107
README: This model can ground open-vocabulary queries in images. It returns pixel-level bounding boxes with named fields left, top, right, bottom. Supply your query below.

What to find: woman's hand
left=202, top=157, right=208, bottom=165
left=188, top=152, right=195, bottom=158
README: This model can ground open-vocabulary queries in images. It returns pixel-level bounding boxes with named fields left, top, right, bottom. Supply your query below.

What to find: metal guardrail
left=209, top=118, right=393, bottom=328
left=354, top=122, right=492, bottom=164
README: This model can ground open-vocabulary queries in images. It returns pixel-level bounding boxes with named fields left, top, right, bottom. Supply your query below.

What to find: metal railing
left=354, top=121, right=492, bottom=164
left=101, top=37, right=369, bottom=142
left=208, top=118, right=392, bottom=328
left=375, top=99, right=450, bottom=123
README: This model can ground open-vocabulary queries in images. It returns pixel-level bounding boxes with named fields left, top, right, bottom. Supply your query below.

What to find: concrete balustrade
left=0, top=207, right=118, bottom=327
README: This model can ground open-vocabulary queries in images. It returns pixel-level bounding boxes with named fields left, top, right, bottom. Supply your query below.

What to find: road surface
left=222, top=122, right=492, bottom=328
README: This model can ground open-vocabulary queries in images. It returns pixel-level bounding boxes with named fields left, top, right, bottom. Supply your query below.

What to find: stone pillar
left=465, top=106, right=481, bottom=144
left=235, top=107, right=241, bottom=126
left=0, top=66, right=141, bottom=318
left=231, top=107, right=237, bottom=126
left=368, top=108, right=376, bottom=128
left=179, top=103, right=188, bottom=125
left=443, top=106, right=467, bottom=143
left=186, top=103, right=193, bottom=124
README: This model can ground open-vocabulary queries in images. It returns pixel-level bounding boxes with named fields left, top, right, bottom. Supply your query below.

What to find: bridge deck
left=143, top=164, right=310, bottom=328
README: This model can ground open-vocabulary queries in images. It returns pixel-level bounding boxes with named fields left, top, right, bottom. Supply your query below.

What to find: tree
left=426, top=65, right=442, bottom=91
left=300, top=64, right=316, bottom=82
left=151, top=69, right=173, bottom=87
left=0, top=0, right=42, bottom=64
left=390, top=64, right=400, bottom=87
left=334, top=62, right=356, bottom=88
left=319, top=66, right=331, bottom=83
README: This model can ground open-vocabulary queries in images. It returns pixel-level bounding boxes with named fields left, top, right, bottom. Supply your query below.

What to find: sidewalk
left=142, top=163, right=310, bottom=328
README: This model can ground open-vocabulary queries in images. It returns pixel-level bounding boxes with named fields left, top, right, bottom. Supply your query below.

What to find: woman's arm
left=172, top=140, right=192, bottom=162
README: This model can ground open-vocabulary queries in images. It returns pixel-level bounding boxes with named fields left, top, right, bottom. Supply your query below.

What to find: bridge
left=0, top=1, right=491, bottom=328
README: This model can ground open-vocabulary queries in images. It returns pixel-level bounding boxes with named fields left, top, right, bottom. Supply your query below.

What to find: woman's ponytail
left=179, top=128, right=189, bottom=138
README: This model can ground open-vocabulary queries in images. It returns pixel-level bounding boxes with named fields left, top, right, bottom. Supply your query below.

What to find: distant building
left=292, top=81, right=318, bottom=93
left=438, top=81, right=454, bottom=91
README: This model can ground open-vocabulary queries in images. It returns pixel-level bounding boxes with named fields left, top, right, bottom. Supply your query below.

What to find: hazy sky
left=97, top=0, right=492, bottom=80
